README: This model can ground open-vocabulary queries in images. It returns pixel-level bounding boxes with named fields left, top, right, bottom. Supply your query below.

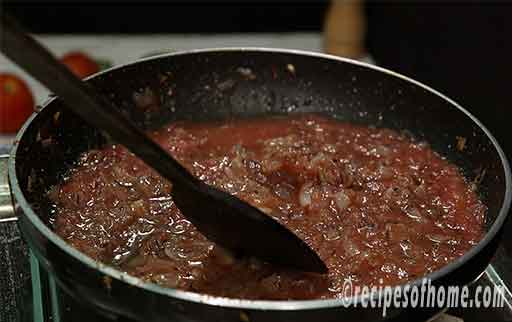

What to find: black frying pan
left=5, top=48, right=511, bottom=322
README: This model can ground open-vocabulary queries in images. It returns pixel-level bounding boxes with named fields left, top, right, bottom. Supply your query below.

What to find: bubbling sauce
left=49, top=115, right=485, bottom=300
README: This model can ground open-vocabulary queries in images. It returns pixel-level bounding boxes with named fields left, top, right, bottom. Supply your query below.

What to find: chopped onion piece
left=299, top=182, right=314, bottom=207
left=334, top=190, right=351, bottom=211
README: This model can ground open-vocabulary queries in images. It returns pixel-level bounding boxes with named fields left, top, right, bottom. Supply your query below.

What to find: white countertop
left=0, top=32, right=323, bottom=147
left=1, top=33, right=323, bottom=103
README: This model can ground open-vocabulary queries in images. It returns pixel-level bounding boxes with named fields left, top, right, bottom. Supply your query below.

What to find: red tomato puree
left=49, top=114, right=485, bottom=300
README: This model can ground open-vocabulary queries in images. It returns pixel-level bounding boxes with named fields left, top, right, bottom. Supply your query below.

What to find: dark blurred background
left=3, top=2, right=328, bottom=33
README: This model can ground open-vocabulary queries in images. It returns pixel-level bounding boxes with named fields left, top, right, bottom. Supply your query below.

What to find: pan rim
left=9, top=47, right=512, bottom=311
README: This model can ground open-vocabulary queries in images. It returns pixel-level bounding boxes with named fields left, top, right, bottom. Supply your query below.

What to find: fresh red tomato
left=0, top=73, right=35, bottom=133
left=61, top=51, right=100, bottom=79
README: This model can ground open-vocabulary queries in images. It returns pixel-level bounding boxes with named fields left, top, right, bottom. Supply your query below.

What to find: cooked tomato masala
left=49, top=115, right=485, bottom=300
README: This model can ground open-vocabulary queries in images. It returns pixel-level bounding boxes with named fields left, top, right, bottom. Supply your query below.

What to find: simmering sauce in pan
left=49, top=115, right=485, bottom=300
